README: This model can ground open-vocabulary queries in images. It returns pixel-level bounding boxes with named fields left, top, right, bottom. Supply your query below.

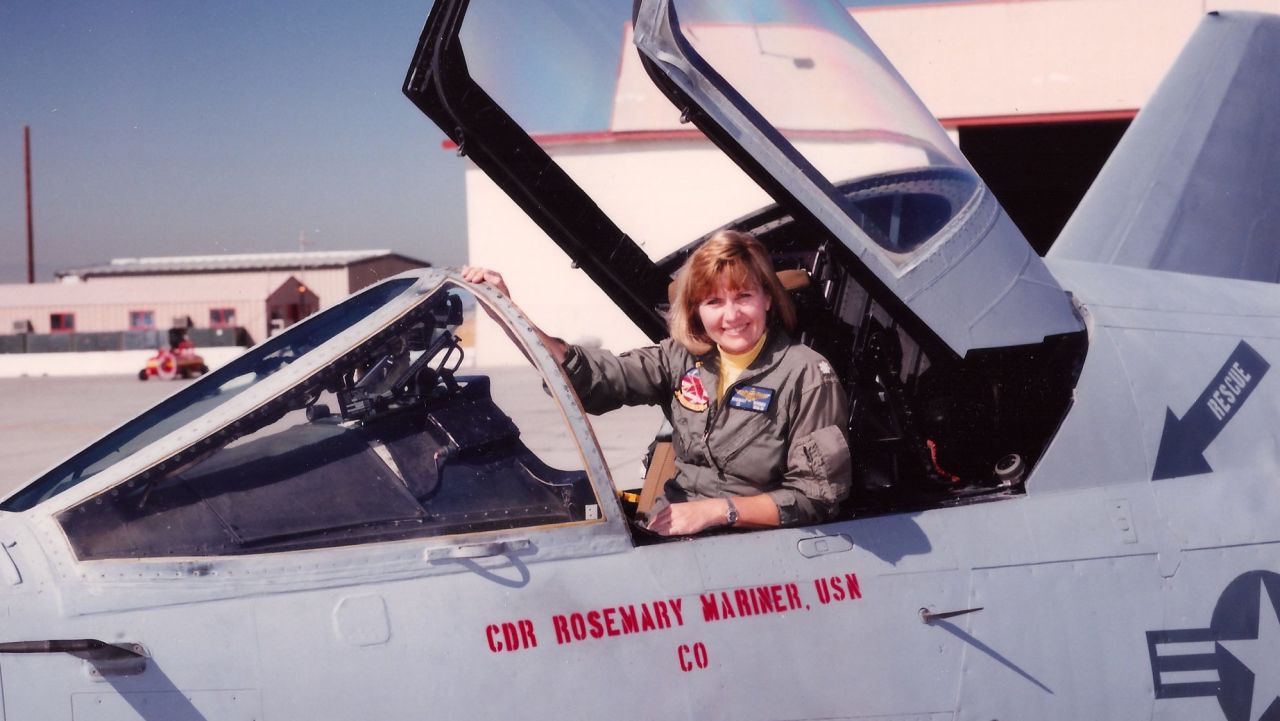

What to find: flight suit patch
left=676, top=367, right=709, bottom=412
left=728, top=385, right=774, bottom=413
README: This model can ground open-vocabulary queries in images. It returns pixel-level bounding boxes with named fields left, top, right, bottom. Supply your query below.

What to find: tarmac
left=0, top=367, right=663, bottom=500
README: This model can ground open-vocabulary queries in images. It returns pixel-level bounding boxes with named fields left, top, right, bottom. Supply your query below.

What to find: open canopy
left=403, top=0, right=1082, bottom=358
left=632, top=0, right=1084, bottom=356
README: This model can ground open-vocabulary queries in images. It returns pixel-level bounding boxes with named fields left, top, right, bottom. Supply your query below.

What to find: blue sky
left=0, top=0, right=944, bottom=283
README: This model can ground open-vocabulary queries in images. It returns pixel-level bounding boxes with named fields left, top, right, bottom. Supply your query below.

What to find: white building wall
left=854, top=0, right=1280, bottom=121
left=466, top=140, right=783, bottom=366
left=0, top=267, right=349, bottom=339
left=467, top=137, right=935, bottom=365
left=0, top=301, right=246, bottom=337
left=83, top=269, right=350, bottom=340
left=79, top=269, right=350, bottom=315
left=465, top=158, right=649, bottom=367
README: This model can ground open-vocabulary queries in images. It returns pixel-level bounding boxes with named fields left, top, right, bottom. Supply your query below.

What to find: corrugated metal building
left=0, top=250, right=427, bottom=345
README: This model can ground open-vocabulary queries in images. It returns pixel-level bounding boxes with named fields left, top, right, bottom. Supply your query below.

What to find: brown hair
left=668, top=230, right=796, bottom=355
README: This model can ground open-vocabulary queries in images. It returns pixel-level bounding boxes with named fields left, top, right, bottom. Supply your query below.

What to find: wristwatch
left=724, top=497, right=739, bottom=527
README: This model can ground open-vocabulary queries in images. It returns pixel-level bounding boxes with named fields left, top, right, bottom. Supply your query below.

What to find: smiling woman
left=463, top=230, right=851, bottom=537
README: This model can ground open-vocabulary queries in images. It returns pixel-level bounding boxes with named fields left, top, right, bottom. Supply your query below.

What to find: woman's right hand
left=460, top=265, right=568, bottom=364
left=460, top=266, right=512, bottom=298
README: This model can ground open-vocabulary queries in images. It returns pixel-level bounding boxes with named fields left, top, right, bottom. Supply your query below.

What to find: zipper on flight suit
left=699, top=335, right=788, bottom=489
left=702, top=364, right=768, bottom=477
left=702, top=363, right=725, bottom=478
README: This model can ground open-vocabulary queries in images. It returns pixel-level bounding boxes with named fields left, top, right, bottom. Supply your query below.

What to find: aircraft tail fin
left=1049, top=12, right=1280, bottom=283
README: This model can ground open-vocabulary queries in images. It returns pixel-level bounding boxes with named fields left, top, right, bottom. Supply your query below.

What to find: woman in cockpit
left=462, top=230, right=851, bottom=536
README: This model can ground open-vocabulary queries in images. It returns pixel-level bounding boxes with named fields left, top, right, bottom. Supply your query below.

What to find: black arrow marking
left=1153, top=340, right=1270, bottom=481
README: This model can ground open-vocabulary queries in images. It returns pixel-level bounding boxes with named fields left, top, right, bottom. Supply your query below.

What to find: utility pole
left=24, top=126, right=35, bottom=284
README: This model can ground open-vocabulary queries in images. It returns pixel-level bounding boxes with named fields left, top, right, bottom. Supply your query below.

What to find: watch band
left=724, top=497, right=739, bottom=527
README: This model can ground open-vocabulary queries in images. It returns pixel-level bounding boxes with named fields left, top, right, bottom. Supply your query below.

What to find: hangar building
left=464, top=0, right=1280, bottom=365
left=0, top=250, right=426, bottom=352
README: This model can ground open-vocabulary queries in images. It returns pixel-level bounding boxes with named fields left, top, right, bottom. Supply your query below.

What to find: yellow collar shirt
left=716, top=332, right=768, bottom=403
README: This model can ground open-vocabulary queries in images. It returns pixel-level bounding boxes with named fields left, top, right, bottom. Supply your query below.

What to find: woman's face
left=698, top=279, right=771, bottom=354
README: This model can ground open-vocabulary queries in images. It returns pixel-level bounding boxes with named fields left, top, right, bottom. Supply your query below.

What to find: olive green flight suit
left=562, top=330, right=852, bottom=526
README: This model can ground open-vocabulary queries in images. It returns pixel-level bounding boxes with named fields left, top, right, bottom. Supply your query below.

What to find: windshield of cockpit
left=667, top=0, right=980, bottom=267
left=0, top=277, right=417, bottom=512
left=55, top=282, right=601, bottom=559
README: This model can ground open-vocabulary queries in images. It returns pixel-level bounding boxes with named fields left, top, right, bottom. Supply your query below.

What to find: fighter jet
left=0, top=1, right=1277, bottom=719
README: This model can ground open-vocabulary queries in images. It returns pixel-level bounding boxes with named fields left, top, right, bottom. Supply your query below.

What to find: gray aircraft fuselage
left=1, top=3, right=1278, bottom=721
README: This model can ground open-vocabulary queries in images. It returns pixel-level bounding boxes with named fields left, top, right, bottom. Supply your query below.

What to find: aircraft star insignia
left=1148, top=572, right=1280, bottom=721
left=1219, top=581, right=1280, bottom=721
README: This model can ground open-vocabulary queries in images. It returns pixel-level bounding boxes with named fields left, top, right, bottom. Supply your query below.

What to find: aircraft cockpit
left=655, top=210, right=1086, bottom=515
left=404, top=0, right=1089, bottom=518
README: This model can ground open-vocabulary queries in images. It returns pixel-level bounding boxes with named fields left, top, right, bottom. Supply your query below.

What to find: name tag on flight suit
left=728, top=385, right=774, bottom=413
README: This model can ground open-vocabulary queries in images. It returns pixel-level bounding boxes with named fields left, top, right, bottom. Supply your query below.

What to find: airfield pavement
left=0, top=366, right=662, bottom=499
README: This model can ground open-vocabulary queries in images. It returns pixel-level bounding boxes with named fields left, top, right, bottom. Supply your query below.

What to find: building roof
left=55, top=250, right=427, bottom=279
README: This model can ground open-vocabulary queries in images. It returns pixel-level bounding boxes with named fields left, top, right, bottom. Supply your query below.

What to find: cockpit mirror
left=436, top=292, right=464, bottom=328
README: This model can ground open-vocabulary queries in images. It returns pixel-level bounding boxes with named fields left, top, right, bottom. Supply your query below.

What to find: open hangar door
left=959, top=117, right=1132, bottom=256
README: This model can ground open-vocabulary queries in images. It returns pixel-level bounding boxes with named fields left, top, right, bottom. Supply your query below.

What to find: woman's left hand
left=646, top=498, right=728, bottom=536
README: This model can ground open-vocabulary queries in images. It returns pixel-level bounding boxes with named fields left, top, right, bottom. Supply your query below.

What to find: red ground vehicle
left=138, top=339, right=209, bottom=381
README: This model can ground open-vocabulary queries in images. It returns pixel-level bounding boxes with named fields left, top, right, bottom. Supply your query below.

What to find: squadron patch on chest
left=728, top=385, right=774, bottom=413
left=676, top=367, right=709, bottom=412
